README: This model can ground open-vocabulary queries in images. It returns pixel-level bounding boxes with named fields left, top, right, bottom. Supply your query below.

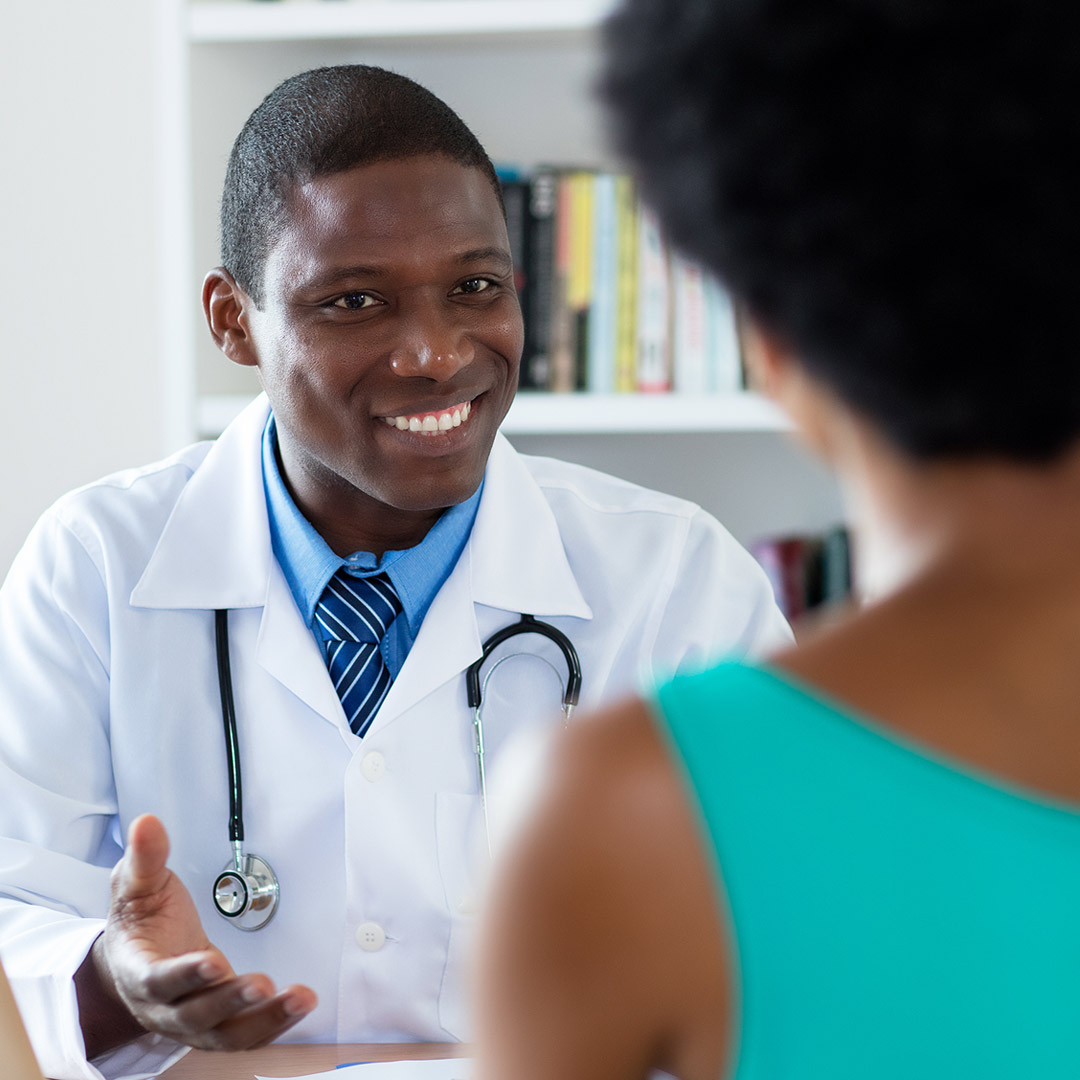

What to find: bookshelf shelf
left=188, top=0, right=617, bottom=43
left=195, top=391, right=788, bottom=439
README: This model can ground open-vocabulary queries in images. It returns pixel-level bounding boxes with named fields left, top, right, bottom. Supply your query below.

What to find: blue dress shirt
left=261, top=415, right=482, bottom=677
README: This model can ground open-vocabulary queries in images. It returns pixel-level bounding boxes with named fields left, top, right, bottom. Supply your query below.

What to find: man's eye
left=454, top=278, right=494, bottom=295
left=332, top=292, right=377, bottom=310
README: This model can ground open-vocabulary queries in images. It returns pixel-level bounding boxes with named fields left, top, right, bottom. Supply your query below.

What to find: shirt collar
left=261, top=414, right=482, bottom=635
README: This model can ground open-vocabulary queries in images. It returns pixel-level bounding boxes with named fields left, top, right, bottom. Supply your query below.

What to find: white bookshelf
left=188, top=0, right=618, bottom=42
left=165, top=0, right=844, bottom=545
left=195, top=391, right=789, bottom=440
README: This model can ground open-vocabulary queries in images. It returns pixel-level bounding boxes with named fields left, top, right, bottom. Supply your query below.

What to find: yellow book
left=614, top=175, right=639, bottom=393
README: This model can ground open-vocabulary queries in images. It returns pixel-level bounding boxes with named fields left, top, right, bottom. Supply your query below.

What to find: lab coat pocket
left=435, top=789, right=487, bottom=1041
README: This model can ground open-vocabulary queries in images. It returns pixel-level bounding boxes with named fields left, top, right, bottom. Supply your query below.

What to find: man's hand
left=75, top=814, right=317, bottom=1058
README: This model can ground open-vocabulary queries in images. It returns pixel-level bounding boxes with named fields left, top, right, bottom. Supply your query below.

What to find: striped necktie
left=315, top=571, right=402, bottom=736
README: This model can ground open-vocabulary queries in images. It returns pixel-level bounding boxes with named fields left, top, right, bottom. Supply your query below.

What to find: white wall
left=0, top=1, right=166, bottom=575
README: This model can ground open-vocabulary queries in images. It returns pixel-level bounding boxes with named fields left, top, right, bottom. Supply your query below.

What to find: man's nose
left=389, top=302, right=475, bottom=380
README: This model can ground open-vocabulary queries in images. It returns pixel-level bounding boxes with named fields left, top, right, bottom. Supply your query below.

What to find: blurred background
left=0, top=0, right=846, bottom=621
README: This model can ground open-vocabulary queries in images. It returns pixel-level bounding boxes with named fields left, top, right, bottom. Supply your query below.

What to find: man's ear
left=202, top=267, right=259, bottom=368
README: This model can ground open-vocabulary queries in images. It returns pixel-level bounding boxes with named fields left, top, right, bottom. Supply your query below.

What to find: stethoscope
left=211, top=610, right=281, bottom=931
left=465, top=614, right=582, bottom=854
left=210, top=609, right=581, bottom=930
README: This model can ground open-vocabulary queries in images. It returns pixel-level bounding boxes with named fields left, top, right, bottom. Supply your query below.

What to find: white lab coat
left=0, top=395, right=790, bottom=1079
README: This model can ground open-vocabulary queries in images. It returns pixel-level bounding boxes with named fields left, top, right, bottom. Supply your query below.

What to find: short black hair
left=221, top=64, right=503, bottom=306
left=601, top=0, right=1080, bottom=461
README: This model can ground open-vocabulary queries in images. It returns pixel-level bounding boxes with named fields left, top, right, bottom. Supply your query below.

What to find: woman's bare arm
left=474, top=696, right=732, bottom=1080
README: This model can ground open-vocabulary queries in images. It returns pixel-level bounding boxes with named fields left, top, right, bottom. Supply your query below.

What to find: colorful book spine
left=567, top=171, right=595, bottom=392
left=586, top=173, right=618, bottom=394
left=548, top=172, right=576, bottom=393
left=635, top=201, right=671, bottom=393
left=613, top=175, right=639, bottom=393
left=670, top=253, right=708, bottom=394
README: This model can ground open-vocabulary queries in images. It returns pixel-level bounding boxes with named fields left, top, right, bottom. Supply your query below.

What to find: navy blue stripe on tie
left=316, top=571, right=401, bottom=736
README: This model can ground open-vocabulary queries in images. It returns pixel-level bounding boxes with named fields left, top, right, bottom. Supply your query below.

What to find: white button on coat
left=361, top=751, right=386, bottom=783
left=356, top=921, right=387, bottom=951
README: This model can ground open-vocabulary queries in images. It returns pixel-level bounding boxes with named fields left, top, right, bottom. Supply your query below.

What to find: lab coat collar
left=131, top=395, right=274, bottom=610
left=369, top=433, right=593, bottom=732
left=467, top=433, right=593, bottom=621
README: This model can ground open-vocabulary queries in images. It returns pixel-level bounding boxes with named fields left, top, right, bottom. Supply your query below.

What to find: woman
left=474, top=1, right=1080, bottom=1077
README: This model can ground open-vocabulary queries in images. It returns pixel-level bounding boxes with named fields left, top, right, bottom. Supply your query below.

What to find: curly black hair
left=221, top=65, right=503, bottom=306
left=601, top=0, right=1079, bottom=461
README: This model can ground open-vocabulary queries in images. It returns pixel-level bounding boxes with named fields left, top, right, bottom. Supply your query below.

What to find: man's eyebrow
left=299, top=248, right=512, bottom=292
left=299, top=265, right=386, bottom=291
left=457, top=247, right=513, bottom=271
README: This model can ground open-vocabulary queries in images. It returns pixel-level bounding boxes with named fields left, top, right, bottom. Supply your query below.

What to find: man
left=0, top=66, right=788, bottom=1079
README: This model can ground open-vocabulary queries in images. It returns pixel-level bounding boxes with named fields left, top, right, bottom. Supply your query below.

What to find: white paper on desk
left=257, top=1057, right=473, bottom=1080
left=256, top=1061, right=676, bottom=1080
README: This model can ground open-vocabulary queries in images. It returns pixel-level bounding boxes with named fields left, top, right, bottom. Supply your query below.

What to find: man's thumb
left=116, top=813, right=171, bottom=899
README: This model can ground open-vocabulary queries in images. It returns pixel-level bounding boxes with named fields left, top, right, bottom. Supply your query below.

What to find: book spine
left=703, top=273, right=742, bottom=393
left=547, top=173, right=576, bottom=393
left=670, top=253, right=707, bottom=394
left=614, top=176, right=639, bottom=393
left=750, top=535, right=815, bottom=621
left=567, top=171, right=595, bottom=392
left=500, top=177, right=530, bottom=370
left=522, top=170, right=558, bottom=391
left=587, top=172, right=617, bottom=394
left=635, top=201, right=671, bottom=393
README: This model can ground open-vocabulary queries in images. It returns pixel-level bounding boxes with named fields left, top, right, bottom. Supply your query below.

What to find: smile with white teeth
left=381, top=399, right=473, bottom=435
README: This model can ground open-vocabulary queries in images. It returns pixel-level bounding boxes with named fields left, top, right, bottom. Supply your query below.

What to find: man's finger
left=193, top=985, right=318, bottom=1052
left=139, top=951, right=232, bottom=1005
left=116, top=814, right=172, bottom=899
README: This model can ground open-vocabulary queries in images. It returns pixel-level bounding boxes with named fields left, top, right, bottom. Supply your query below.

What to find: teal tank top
left=653, top=661, right=1080, bottom=1079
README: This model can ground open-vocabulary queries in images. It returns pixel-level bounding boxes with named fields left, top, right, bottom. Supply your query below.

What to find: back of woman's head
left=601, top=0, right=1079, bottom=461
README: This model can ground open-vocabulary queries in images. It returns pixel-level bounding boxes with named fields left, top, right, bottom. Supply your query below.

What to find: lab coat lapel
left=469, top=434, right=593, bottom=619
left=369, top=435, right=592, bottom=734
left=371, top=544, right=482, bottom=728
left=130, top=396, right=273, bottom=611
left=129, top=396, right=345, bottom=726
left=258, top=563, right=344, bottom=724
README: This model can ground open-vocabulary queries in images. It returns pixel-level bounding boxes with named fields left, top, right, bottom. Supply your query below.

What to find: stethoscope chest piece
left=213, top=852, right=279, bottom=931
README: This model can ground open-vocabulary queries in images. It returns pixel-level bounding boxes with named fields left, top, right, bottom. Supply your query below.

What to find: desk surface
left=160, top=1042, right=463, bottom=1079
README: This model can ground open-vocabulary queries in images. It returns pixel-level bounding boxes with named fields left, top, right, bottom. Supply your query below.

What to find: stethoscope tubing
left=215, top=609, right=244, bottom=847
left=465, top=614, right=582, bottom=855
left=211, top=609, right=582, bottom=921
left=465, top=614, right=581, bottom=710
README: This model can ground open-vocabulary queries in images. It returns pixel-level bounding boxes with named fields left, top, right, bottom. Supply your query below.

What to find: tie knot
left=315, top=571, right=401, bottom=644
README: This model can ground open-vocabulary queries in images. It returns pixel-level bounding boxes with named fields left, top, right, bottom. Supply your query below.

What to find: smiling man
left=0, top=66, right=789, bottom=1079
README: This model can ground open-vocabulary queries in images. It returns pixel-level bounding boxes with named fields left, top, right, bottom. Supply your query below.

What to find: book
left=704, top=275, right=743, bottom=393
left=586, top=172, right=617, bottom=394
left=547, top=171, right=576, bottom=393
left=567, top=170, right=595, bottom=392
left=521, top=169, right=559, bottom=390
left=635, top=201, right=671, bottom=392
left=750, top=534, right=823, bottom=621
left=613, top=175, right=639, bottom=393
left=670, top=253, right=708, bottom=394
left=751, top=526, right=853, bottom=620
left=499, top=175, right=530, bottom=366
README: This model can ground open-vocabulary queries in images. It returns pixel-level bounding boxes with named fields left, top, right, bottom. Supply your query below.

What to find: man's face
left=242, top=154, right=523, bottom=529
